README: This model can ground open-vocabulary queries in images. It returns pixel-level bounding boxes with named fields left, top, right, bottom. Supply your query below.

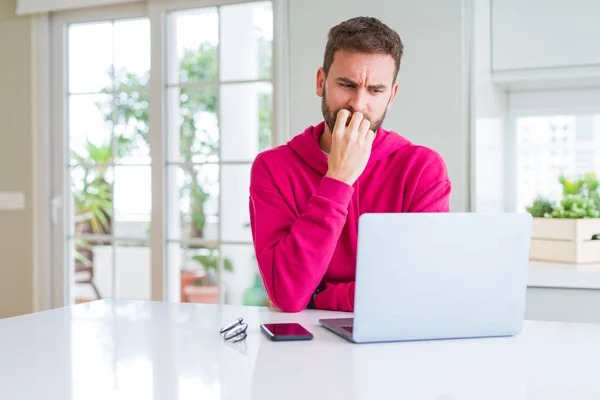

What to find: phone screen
left=262, top=323, right=312, bottom=337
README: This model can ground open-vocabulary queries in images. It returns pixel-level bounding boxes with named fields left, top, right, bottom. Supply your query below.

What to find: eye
left=370, top=88, right=384, bottom=94
left=340, top=83, right=353, bottom=88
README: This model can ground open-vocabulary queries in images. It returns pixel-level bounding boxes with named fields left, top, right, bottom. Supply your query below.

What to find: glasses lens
left=224, top=322, right=248, bottom=340
left=231, top=332, right=247, bottom=343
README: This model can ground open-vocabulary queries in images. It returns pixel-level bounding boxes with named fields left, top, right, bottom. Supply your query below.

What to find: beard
left=321, top=86, right=389, bottom=135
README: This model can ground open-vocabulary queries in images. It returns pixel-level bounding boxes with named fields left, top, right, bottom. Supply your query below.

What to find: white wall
left=490, top=0, right=600, bottom=91
left=491, top=0, right=600, bottom=72
left=288, top=0, right=471, bottom=212
left=472, top=0, right=508, bottom=212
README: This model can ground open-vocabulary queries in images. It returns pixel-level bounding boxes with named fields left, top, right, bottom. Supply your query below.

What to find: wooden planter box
left=530, top=218, right=600, bottom=263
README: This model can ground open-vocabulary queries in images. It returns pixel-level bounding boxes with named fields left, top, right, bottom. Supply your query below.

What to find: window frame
left=45, top=0, right=289, bottom=308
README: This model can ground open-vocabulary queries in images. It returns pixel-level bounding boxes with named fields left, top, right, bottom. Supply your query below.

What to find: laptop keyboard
left=341, top=326, right=353, bottom=333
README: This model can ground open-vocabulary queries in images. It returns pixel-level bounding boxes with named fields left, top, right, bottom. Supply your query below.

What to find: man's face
left=317, top=49, right=399, bottom=134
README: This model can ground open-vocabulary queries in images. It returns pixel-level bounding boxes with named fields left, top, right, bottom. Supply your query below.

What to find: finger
left=365, top=129, right=375, bottom=145
left=358, top=118, right=371, bottom=139
left=333, top=109, right=351, bottom=136
left=347, top=111, right=364, bottom=138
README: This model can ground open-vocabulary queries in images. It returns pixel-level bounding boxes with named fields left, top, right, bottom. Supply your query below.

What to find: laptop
left=319, top=212, right=532, bottom=344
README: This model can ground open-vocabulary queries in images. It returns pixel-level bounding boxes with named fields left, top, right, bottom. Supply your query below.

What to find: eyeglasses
left=220, top=317, right=248, bottom=342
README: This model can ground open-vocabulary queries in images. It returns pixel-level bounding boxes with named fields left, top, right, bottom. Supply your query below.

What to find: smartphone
left=260, top=323, right=314, bottom=341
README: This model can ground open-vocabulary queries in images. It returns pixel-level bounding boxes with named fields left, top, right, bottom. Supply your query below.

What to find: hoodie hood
left=287, top=121, right=412, bottom=176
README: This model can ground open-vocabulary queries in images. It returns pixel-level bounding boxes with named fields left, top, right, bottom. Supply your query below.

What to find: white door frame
left=32, top=13, right=53, bottom=312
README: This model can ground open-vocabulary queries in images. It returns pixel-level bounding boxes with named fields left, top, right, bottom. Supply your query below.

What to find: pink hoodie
left=249, top=121, right=451, bottom=312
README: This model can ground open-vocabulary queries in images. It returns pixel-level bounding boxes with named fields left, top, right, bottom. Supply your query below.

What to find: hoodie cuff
left=315, top=176, right=354, bottom=208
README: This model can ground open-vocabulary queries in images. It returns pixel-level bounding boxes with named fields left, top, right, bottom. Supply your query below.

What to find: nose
left=349, top=89, right=368, bottom=113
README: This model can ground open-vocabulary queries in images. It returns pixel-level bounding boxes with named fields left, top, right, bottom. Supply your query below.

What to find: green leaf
left=191, top=254, right=234, bottom=272
left=526, top=197, right=554, bottom=218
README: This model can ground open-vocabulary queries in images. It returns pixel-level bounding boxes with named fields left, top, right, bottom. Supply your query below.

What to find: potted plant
left=527, top=173, right=600, bottom=264
left=71, top=139, right=116, bottom=300
left=181, top=252, right=233, bottom=303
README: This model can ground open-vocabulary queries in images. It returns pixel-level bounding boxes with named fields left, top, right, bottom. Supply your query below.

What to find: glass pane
left=114, top=91, right=150, bottom=164
left=71, top=238, right=111, bottom=304
left=221, top=164, right=252, bottom=242
left=168, top=8, right=218, bottom=84
left=177, top=246, right=221, bottom=304
left=517, top=114, right=600, bottom=213
left=167, top=165, right=219, bottom=241
left=68, top=22, right=113, bottom=93
left=113, top=166, right=151, bottom=238
left=114, top=18, right=151, bottom=88
left=71, top=238, right=150, bottom=304
left=113, top=241, right=151, bottom=300
left=69, top=94, right=113, bottom=165
left=221, top=244, right=266, bottom=306
left=220, top=82, right=272, bottom=161
left=74, top=239, right=150, bottom=302
left=220, top=1, right=273, bottom=81
left=167, top=87, right=219, bottom=163
left=71, top=166, right=114, bottom=237
left=517, top=116, right=577, bottom=212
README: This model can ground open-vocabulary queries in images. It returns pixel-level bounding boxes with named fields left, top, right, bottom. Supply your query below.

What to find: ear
left=386, top=81, right=400, bottom=110
left=316, top=67, right=326, bottom=97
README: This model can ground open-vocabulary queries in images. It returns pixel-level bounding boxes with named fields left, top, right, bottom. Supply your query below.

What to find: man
left=249, top=16, right=451, bottom=312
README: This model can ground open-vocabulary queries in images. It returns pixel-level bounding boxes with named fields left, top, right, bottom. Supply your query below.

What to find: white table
left=1, top=299, right=600, bottom=399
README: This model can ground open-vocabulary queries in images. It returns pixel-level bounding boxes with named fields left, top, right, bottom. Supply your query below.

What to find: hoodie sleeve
left=250, top=159, right=354, bottom=312
left=313, top=282, right=355, bottom=312
left=406, top=148, right=452, bottom=212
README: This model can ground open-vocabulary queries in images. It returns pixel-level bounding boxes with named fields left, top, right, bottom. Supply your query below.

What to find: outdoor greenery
left=191, top=252, right=233, bottom=286
left=526, top=173, right=600, bottom=218
left=72, top=35, right=271, bottom=304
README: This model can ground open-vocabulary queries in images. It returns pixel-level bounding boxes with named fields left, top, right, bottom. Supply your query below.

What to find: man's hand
left=325, top=110, right=375, bottom=186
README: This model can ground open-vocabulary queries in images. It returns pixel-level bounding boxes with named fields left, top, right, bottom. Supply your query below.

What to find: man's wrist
left=325, top=171, right=352, bottom=186
left=307, top=284, right=326, bottom=309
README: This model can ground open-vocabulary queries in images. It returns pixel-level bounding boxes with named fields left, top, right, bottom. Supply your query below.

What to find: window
left=516, top=115, right=600, bottom=211
left=164, top=2, right=273, bottom=305
left=509, top=90, right=600, bottom=212
left=51, top=0, right=276, bottom=307
left=63, top=14, right=152, bottom=302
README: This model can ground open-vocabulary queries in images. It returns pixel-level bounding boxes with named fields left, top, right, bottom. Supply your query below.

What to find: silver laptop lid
left=352, top=212, right=532, bottom=343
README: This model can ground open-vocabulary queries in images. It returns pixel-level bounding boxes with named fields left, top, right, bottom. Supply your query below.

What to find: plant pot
left=183, top=284, right=219, bottom=304
left=180, top=270, right=206, bottom=301
left=530, top=217, right=600, bottom=263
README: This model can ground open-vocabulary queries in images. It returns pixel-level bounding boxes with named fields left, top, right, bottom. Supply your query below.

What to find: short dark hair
left=323, top=17, right=404, bottom=81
